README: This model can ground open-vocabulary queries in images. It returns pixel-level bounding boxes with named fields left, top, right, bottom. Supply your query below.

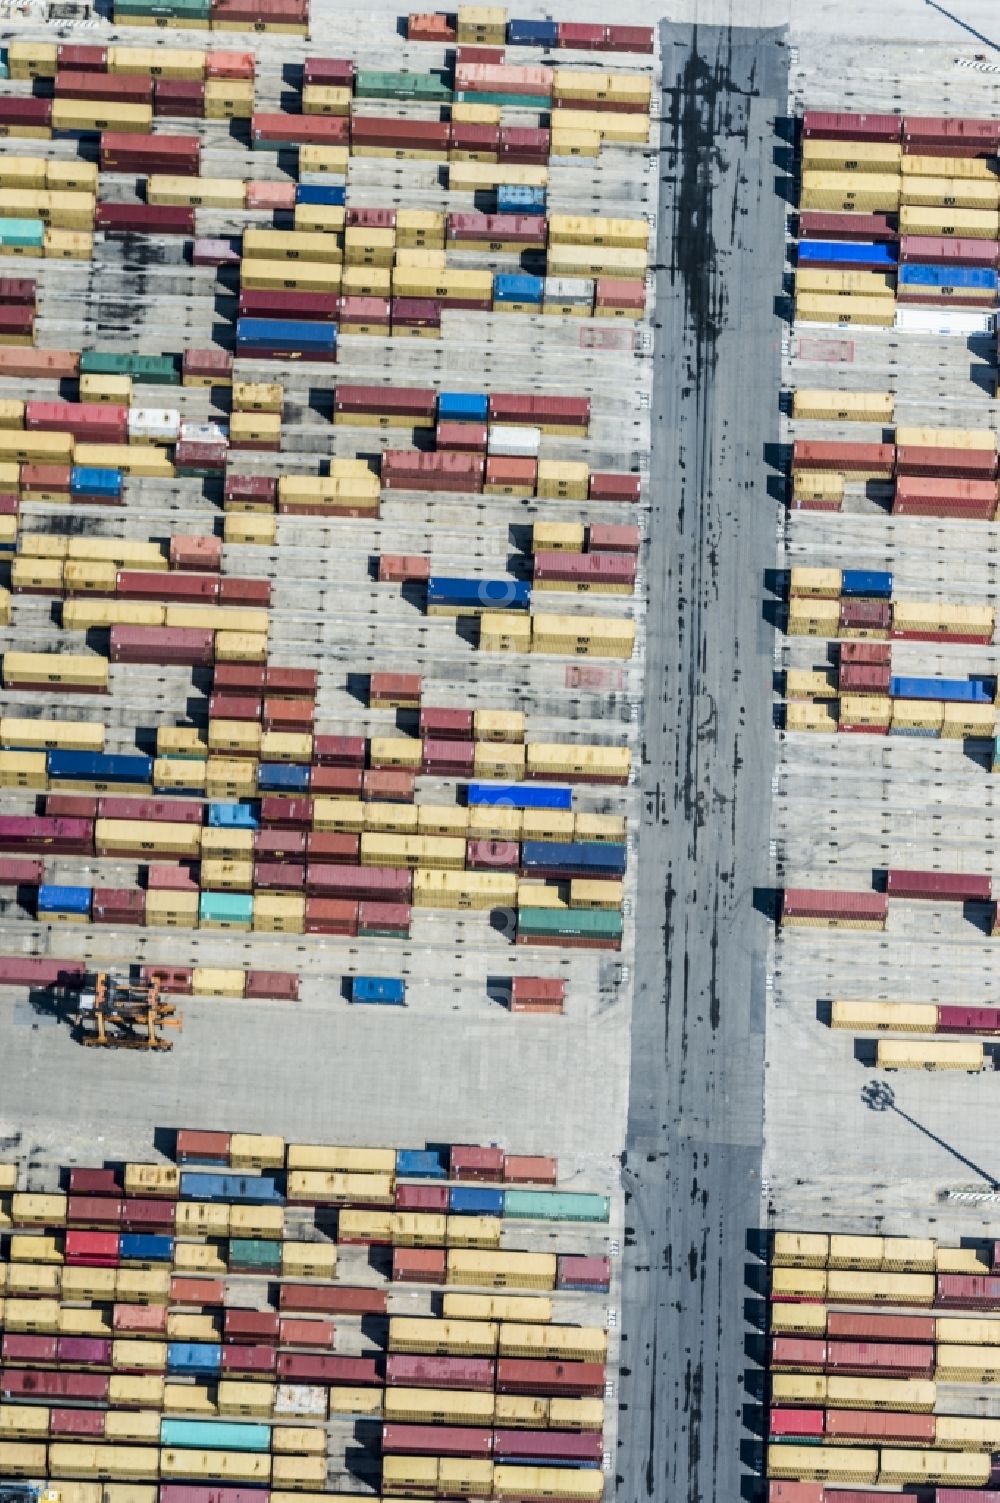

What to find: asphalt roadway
left=616, top=20, right=787, bottom=1503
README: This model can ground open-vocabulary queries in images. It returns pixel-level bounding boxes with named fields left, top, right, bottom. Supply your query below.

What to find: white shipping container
left=274, top=1385, right=327, bottom=1418
left=127, top=408, right=180, bottom=442
left=543, top=277, right=594, bottom=303
left=488, top=424, right=542, bottom=457
left=298, top=173, right=346, bottom=187
left=894, top=307, right=995, bottom=336
left=180, top=420, right=230, bottom=446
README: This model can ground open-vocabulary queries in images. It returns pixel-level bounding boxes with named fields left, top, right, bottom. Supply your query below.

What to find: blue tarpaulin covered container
left=493, top=273, right=544, bottom=303
left=898, top=263, right=998, bottom=291
left=841, top=569, right=893, bottom=599
left=798, top=240, right=897, bottom=268
left=37, top=884, right=91, bottom=916
left=468, top=783, right=572, bottom=811
left=396, top=1148, right=447, bottom=1178
left=438, top=391, right=489, bottom=423
left=71, top=466, right=123, bottom=499
left=497, top=185, right=546, bottom=214
left=352, top=976, right=406, bottom=1005
left=207, top=802, right=259, bottom=829
left=168, top=1342, right=222, bottom=1375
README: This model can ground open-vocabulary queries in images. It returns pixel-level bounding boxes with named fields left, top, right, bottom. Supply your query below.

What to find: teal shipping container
left=0, top=219, right=45, bottom=248
left=354, top=70, right=452, bottom=101
left=0, top=52, right=9, bottom=81
left=199, top=892, right=254, bottom=928
left=229, top=1238, right=282, bottom=1272
left=456, top=91, right=553, bottom=109
left=503, top=1190, right=611, bottom=1223
left=160, top=1420, right=270, bottom=1451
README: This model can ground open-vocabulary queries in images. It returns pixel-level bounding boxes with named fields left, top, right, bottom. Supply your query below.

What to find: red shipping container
left=245, top=180, right=296, bottom=211
left=770, top=1337, right=826, bottom=1370
left=838, top=641, right=891, bottom=668
left=100, top=131, right=200, bottom=174
left=69, top=1166, right=121, bottom=1196
left=306, top=865, right=412, bottom=901
left=378, top=554, right=431, bottom=583
left=220, top=579, right=272, bottom=608
left=212, top=0, right=307, bottom=19
left=312, top=735, right=367, bottom=767
left=171, top=534, right=223, bottom=572
left=110, top=626, right=215, bottom=666
left=420, top=707, right=474, bottom=740
left=447, top=212, right=546, bottom=246
left=588, top=523, right=641, bottom=552
left=58, top=44, right=108, bottom=70
left=487, top=393, right=590, bottom=429
left=371, top=671, right=422, bottom=704
left=395, top=1184, right=450, bottom=1212
left=363, top=769, right=415, bottom=802
left=899, top=234, right=998, bottom=266
left=68, top=1194, right=123, bottom=1228
left=97, top=204, right=197, bottom=236
left=486, top=456, right=537, bottom=491
left=279, top=1284, right=385, bottom=1315
left=256, top=828, right=306, bottom=860
left=259, top=795, right=313, bottom=828
left=768, top=1489, right=824, bottom=1503
left=154, top=79, right=205, bottom=117
left=206, top=50, right=256, bottom=79
left=511, top=977, right=565, bottom=1007
left=557, top=21, right=606, bottom=48
left=437, top=422, right=488, bottom=453
left=825, top=1340, right=934, bottom=1375
left=252, top=112, right=348, bottom=146
left=894, top=475, right=997, bottom=518
left=175, top=441, right=227, bottom=471
left=534, top=552, right=635, bottom=588
left=797, top=210, right=898, bottom=241
left=423, top=740, right=476, bottom=776
left=239, top=289, right=340, bottom=322
left=210, top=693, right=262, bottom=721
left=384, top=1358, right=494, bottom=1397
left=214, top=664, right=267, bottom=692
left=557, top=1254, right=610, bottom=1289
left=118, top=571, right=218, bottom=603
left=57, top=70, right=153, bottom=103
left=885, top=870, right=991, bottom=902
left=358, top=901, right=410, bottom=935
left=768, top=1409, right=824, bottom=1439
left=467, top=839, right=519, bottom=869
left=3, top=1370, right=109, bottom=1402
left=392, top=1248, right=447, bottom=1283
left=824, top=1411, right=936, bottom=1442
left=503, top=1155, right=557, bottom=1185
left=146, top=865, right=200, bottom=892
left=176, top=1129, right=231, bottom=1163
left=275, top=1354, right=381, bottom=1387
left=114, top=1304, right=168, bottom=1334
left=64, top=1229, right=120, bottom=1267
left=20, top=463, right=70, bottom=498
left=802, top=111, right=902, bottom=142
left=335, top=384, right=436, bottom=418
left=451, top=1145, right=504, bottom=1181
left=160, top=1490, right=267, bottom=1503
left=454, top=45, right=503, bottom=63
left=26, top=401, right=128, bottom=443
left=0, top=99, right=53, bottom=128
left=98, top=798, right=202, bottom=825
left=263, top=699, right=315, bottom=734
left=896, top=444, right=997, bottom=479
left=340, top=295, right=391, bottom=326
left=349, top=116, right=450, bottom=150
left=305, top=832, right=360, bottom=863
left=604, top=23, right=654, bottom=51
left=0, top=307, right=33, bottom=337
left=183, top=349, right=233, bottom=381
left=493, top=1432, right=603, bottom=1464
left=0, top=495, right=20, bottom=516
left=383, top=1424, right=493, bottom=1457
left=303, top=57, right=355, bottom=87
left=92, top=888, right=145, bottom=925
left=279, top=1317, right=335, bottom=1348
left=382, top=450, right=485, bottom=492
left=837, top=664, right=890, bottom=695
left=170, top=1276, right=225, bottom=1306
left=345, top=207, right=397, bottom=231
left=940, top=1005, right=1000, bottom=1034
left=904, top=115, right=1000, bottom=153
left=0, top=857, right=44, bottom=885
left=781, top=889, right=887, bottom=923
left=792, top=440, right=894, bottom=475
left=243, top=971, right=299, bottom=1001
left=221, top=1344, right=277, bottom=1376
left=50, top=1409, right=106, bottom=1438
left=496, top=1359, right=604, bottom=1396
left=265, top=666, right=317, bottom=698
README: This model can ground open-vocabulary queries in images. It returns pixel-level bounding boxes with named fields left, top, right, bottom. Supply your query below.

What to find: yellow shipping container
left=475, top=708, right=525, bottom=743
left=800, top=139, right=902, bottom=172
left=361, top=832, right=465, bottom=870
left=8, top=1264, right=60, bottom=1296
left=896, top=424, right=995, bottom=450
left=548, top=214, right=649, bottom=249
left=271, top=1429, right=327, bottom=1456
left=550, top=131, right=602, bottom=159
left=0, top=751, right=47, bottom=790
left=4, top=652, right=108, bottom=690
left=215, top=631, right=268, bottom=663
left=792, top=389, right=894, bottom=421
left=244, top=228, right=342, bottom=265
left=0, top=1406, right=49, bottom=1439
left=545, top=244, right=647, bottom=280
left=879, top=1451, right=990, bottom=1486
left=766, top=1446, right=878, bottom=1483
left=877, top=1039, right=985, bottom=1071
left=0, top=1442, right=49, bottom=1476
left=298, top=144, right=349, bottom=175
left=6, top=41, right=58, bottom=77
left=384, top=1389, right=495, bottom=1425
left=442, top=1294, right=552, bottom=1323
left=63, top=600, right=166, bottom=631
left=449, top=162, right=548, bottom=191
left=795, top=269, right=895, bottom=296
left=548, top=1399, right=603, bottom=1431
left=794, top=293, right=896, bottom=327
left=549, top=109, right=649, bottom=144
left=286, top=1171, right=395, bottom=1206
left=73, top=444, right=173, bottom=477
left=240, top=259, right=342, bottom=293
left=525, top=743, right=630, bottom=780
left=901, top=177, right=1000, bottom=209
left=498, top=1324, right=606, bottom=1363
left=535, top=460, right=589, bottom=501
left=479, top=612, right=533, bottom=652
left=253, top=893, right=305, bottom=934
left=799, top=171, right=902, bottom=210
left=114, top=1269, right=170, bottom=1305
left=935, top=1415, right=1000, bottom=1450
left=174, top=1204, right=230, bottom=1239
left=445, top=1216, right=503, bottom=1249
left=830, top=999, right=937, bottom=1032
left=147, top=176, right=245, bottom=209
left=96, top=819, right=200, bottom=857
left=389, top=1317, right=498, bottom=1355
left=784, top=670, right=838, bottom=702
left=0, top=429, right=73, bottom=463
left=530, top=613, right=636, bottom=659
left=770, top=1304, right=828, bottom=1336
left=164, top=1384, right=218, bottom=1416
left=50, top=99, right=153, bottom=133
left=301, top=84, right=351, bottom=115
left=413, top=869, right=518, bottom=910
left=287, top=1144, right=395, bottom=1173
left=281, top=1241, right=336, bottom=1278
left=11, top=1192, right=66, bottom=1225
left=217, top=1382, right=274, bottom=1417
left=160, top=1452, right=269, bottom=1482
left=825, top=1269, right=936, bottom=1306
left=899, top=203, right=1000, bottom=238
left=447, top=1249, right=556, bottom=1290
left=63, top=561, right=120, bottom=595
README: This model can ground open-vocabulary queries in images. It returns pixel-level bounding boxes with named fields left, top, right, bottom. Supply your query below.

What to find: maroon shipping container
left=239, top=289, right=340, bottom=322
left=391, top=298, right=443, bottom=328
left=467, top=839, right=519, bottom=870
left=885, top=869, right=991, bottom=902
left=345, top=207, right=397, bottom=231
left=557, top=20, right=605, bottom=47
left=221, top=1345, right=277, bottom=1376
left=335, top=384, right=436, bottom=418
left=391, top=1248, right=447, bottom=1283
left=306, top=865, right=412, bottom=901
left=146, top=865, right=200, bottom=893
left=837, top=664, right=890, bottom=695
left=98, top=797, right=202, bottom=825
left=588, top=523, right=641, bottom=553
left=0, top=857, right=44, bottom=885
left=358, top=901, right=410, bottom=935
left=265, top=666, right=316, bottom=698
left=311, top=736, right=367, bottom=767
left=279, top=1284, right=386, bottom=1315
left=488, top=393, right=590, bottom=429
left=826, top=1311, right=935, bottom=1343
left=493, top=1431, right=604, bottom=1464
left=904, top=116, right=1000, bottom=153
left=252, top=861, right=306, bottom=891
left=255, top=828, right=306, bottom=860
left=154, top=79, right=205, bottom=117
left=382, top=451, right=485, bottom=492
left=896, top=444, right=998, bottom=479
left=244, top=971, right=298, bottom=1001
left=224, top=475, right=277, bottom=509
left=899, top=234, right=998, bottom=266
left=58, top=45, right=108, bottom=70
left=504, top=1154, right=558, bottom=1185
left=422, top=740, right=476, bottom=776
left=437, top=422, right=488, bottom=453
left=170, top=1276, right=225, bottom=1306
left=770, top=1337, right=826, bottom=1370
left=68, top=1194, right=124, bottom=1228
left=140, top=966, right=193, bottom=994
left=3, top=1370, right=109, bottom=1402
left=303, top=56, right=355, bottom=87
left=0, top=277, right=36, bottom=305
left=447, top=212, right=547, bottom=245
left=451, top=1144, right=504, bottom=1181
left=58, top=1336, right=113, bottom=1365
left=840, top=599, right=891, bottom=633
left=450, top=123, right=501, bottom=154
left=100, top=131, right=200, bottom=174
left=604, top=23, right=654, bottom=51
left=50, top=1409, right=106, bottom=1438
left=557, top=1254, right=610, bottom=1289
left=122, top=1199, right=175, bottom=1229
left=160, top=1490, right=267, bottom=1503
left=118, top=571, right=218, bottom=603
left=0, top=818, right=94, bottom=856
left=825, top=1340, right=934, bottom=1376
left=258, top=797, right=312, bottom=832
left=57, top=70, right=153, bottom=103
left=210, top=694, right=262, bottom=721
left=275, top=1353, right=380, bottom=1385
left=3, top=1334, right=59, bottom=1365
left=0, top=99, right=52, bottom=128
left=792, top=440, right=894, bottom=475
left=252, top=112, right=348, bottom=146
left=69, top=1166, right=122, bottom=1196
left=0, top=307, right=34, bottom=337
left=279, top=1317, right=334, bottom=1348
left=939, top=1005, right=1000, bottom=1034
left=175, top=441, right=227, bottom=471
left=96, top=204, right=196, bottom=235
left=93, top=887, right=145, bottom=925
left=797, top=210, right=898, bottom=242
left=781, top=888, right=887, bottom=922
left=221, top=579, right=272, bottom=608
left=176, top=1129, right=231, bottom=1163
left=20, top=463, right=70, bottom=498
left=534, top=552, right=636, bottom=589
left=420, top=707, right=474, bottom=740
left=936, top=1273, right=1000, bottom=1307
left=802, top=111, right=902, bottom=142
left=455, top=45, right=503, bottom=63
left=214, top=664, right=267, bottom=693
left=496, top=1360, right=605, bottom=1397
left=382, top=1424, right=493, bottom=1457
left=110, top=626, right=215, bottom=666
left=26, top=401, right=128, bottom=443
left=305, top=832, right=359, bottom=863
left=349, top=116, right=450, bottom=150
left=839, top=643, right=891, bottom=668
left=498, top=126, right=550, bottom=163
left=825, top=1411, right=936, bottom=1442
left=395, top=1183, right=450, bottom=1212
left=386, top=1354, right=494, bottom=1390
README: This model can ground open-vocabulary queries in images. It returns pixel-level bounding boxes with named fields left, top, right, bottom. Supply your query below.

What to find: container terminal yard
left=4, top=2, right=1000, bottom=1503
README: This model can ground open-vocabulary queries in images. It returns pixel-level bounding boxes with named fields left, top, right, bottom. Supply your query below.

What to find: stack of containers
left=230, top=381, right=282, bottom=453
left=0, top=142, right=96, bottom=261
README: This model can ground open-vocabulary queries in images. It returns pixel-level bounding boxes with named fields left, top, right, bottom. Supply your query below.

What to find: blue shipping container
left=46, top=750, right=153, bottom=784
left=438, top=391, right=489, bottom=423
left=37, top=884, right=91, bottom=916
left=167, top=1342, right=222, bottom=1376
left=295, top=184, right=347, bottom=206
left=840, top=569, right=893, bottom=599
left=207, top=802, right=260, bottom=830
left=507, top=17, right=559, bottom=44
left=179, top=1171, right=284, bottom=1205
left=427, top=576, right=531, bottom=611
left=797, top=240, right=897, bottom=268
left=119, top=1233, right=174, bottom=1262
left=497, top=185, right=546, bottom=214
left=160, top=1420, right=271, bottom=1452
left=467, top=783, right=573, bottom=811
left=236, top=318, right=337, bottom=352
left=890, top=676, right=992, bottom=704
left=396, top=1148, right=447, bottom=1179
left=449, top=1186, right=505, bottom=1216
left=493, top=273, right=544, bottom=303
left=521, top=841, right=628, bottom=875
left=898, top=263, right=998, bottom=291
left=71, top=466, right=123, bottom=497
left=352, top=976, right=406, bottom=1005
left=257, top=763, right=310, bottom=792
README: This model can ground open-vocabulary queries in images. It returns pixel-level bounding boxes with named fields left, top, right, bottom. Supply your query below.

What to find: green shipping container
left=503, top=1190, right=611, bottom=1224
left=0, top=53, right=9, bottom=81
left=160, top=1420, right=270, bottom=1451
left=456, top=91, right=552, bottom=109
left=229, top=1238, right=281, bottom=1272
left=516, top=908, right=623, bottom=940
left=0, top=219, right=45, bottom=247
left=130, top=354, right=181, bottom=386
left=200, top=892, right=253, bottom=928
left=355, top=70, right=453, bottom=102
left=115, top=0, right=211, bottom=15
